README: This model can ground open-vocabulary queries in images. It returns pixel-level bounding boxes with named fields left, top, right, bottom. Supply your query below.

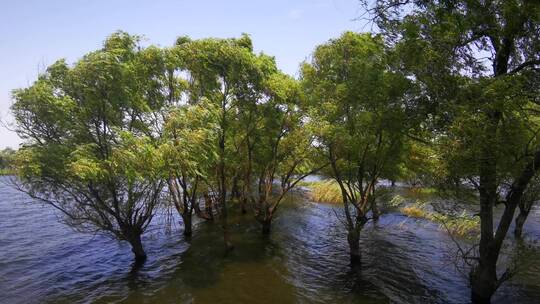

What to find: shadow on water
left=1, top=178, right=540, bottom=304
left=124, top=210, right=300, bottom=304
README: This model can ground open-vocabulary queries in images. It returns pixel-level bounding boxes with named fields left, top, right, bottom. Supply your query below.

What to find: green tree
left=11, top=32, right=167, bottom=263
left=173, top=34, right=275, bottom=250
left=302, top=32, right=412, bottom=265
left=161, top=100, right=219, bottom=237
left=240, top=72, right=323, bottom=234
left=367, top=1, right=540, bottom=302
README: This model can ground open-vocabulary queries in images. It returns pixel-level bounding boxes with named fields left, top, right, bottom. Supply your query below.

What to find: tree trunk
left=371, top=201, right=380, bottom=221
left=470, top=116, right=499, bottom=304
left=470, top=258, right=498, bottom=304
left=182, top=212, right=193, bottom=237
left=220, top=195, right=234, bottom=251
left=203, top=193, right=214, bottom=220
left=241, top=197, right=248, bottom=214
left=514, top=202, right=531, bottom=238
left=128, top=233, right=147, bottom=263
left=514, top=209, right=528, bottom=238
left=471, top=183, right=498, bottom=302
left=223, top=222, right=234, bottom=252
left=261, top=218, right=272, bottom=235
left=231, top=177, right=241, bottom=201
left=347, top=228, right=361, bottom=266
left=218, top=98, right=232, bottom=251
left=470, top=146, right=539, bottom=302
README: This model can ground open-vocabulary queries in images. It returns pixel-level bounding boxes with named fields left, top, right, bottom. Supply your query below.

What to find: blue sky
left=0, top=0, right=369, bottom=149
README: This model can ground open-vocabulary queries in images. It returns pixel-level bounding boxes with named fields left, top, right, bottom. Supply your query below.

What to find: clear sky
left=0, top=0, right=369, bottom=149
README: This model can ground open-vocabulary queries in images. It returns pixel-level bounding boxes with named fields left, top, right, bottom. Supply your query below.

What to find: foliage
left=11, top=31, right=167, bottom=260
left=241, top=72, right=321, bottom=228
left=367, top=0, right=540, bottom=300
left=301, top=32, right=415, bottom=254
left=162, top=101, right=219, bottom=186
left=7, top=5, right=538, bottom=293
left=307, top=180, right=344, bottom=204
left=0, top=148, right=16, bottom=174
left=160, top=99, right=220, bottom=234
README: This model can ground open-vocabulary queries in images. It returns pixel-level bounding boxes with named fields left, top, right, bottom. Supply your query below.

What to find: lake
left=1, top=177, right=540, bottom=303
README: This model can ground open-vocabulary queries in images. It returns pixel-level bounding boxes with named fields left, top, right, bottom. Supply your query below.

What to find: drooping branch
left=509, top=59, right=540, bottom=75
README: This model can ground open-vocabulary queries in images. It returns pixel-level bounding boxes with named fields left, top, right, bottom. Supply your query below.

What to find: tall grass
left=307, top=180, right=343, bottom=204
left=401, top=205, right=428, bottom=218
left=0, top=168, right=13, bottom=176
left=400, top=200, right=479, bottom=237
left=303, top=180, right=382, bottom=205
left=403, top=187, right=439, bottom=199
left=303, top=180, right=478, bottom=237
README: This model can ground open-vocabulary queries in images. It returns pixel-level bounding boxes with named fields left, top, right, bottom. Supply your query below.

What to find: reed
left=308, top=180, right=343, bottom=204
left=400, top=200, right=479, bottom=237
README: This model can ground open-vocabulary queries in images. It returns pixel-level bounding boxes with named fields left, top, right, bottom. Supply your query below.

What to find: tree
left=161, top=100, right=219, bottom=237
left=174, top=34, right=275, bottom=250
left=367, top=1, right=540, bottom=302
left=301, top=32, right=412, bottom=265
left=11, top=32, right=167, bottom=263
left=240, top=72, right=323, bottom=234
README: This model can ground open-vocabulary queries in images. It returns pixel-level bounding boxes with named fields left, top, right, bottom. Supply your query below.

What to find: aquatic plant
left=401, top=205, right=427, bottom=218
left=400, top=200, right=479, bottom=238
left=306, top=180, right=343, bottom=204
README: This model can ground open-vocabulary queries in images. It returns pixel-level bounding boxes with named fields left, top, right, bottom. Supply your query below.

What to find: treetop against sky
left=0, top=0, right=366, bottom=149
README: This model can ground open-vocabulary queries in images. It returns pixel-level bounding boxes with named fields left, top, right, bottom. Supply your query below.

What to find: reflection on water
left=1, top=178, right=539, bottom=304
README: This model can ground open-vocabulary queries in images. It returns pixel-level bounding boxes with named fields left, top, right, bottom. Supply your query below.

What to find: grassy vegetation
left=304, top=180, right=343, bottom=204
left=0, top=168, right=13, bottom=175
left=432, top=212, right=479, bottom=237
left=0, top=148, right=15, bottom=175
left=302, top=180, right=478, bottom=237
left=399, top=199, right=479, bottom=238
left=397, top=187, right=479, bottom=237
left=402, top=187, right=439, bottom=199
left=401, top=205, right=428, bottom=218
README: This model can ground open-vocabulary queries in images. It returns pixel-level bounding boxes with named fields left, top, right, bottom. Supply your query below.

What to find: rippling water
left=1, top=177, right=540, bottom=303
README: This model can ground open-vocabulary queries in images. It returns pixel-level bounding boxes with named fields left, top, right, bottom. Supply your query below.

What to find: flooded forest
left=1, top=1, right=540, bottom=303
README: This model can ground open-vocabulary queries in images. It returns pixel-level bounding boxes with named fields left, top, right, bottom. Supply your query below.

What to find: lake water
left=1, top=177, right=540, bottom=303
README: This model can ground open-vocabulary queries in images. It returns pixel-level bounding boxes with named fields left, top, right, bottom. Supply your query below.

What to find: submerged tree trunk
left=470, top=117, right=499, bottom=303
left=514, top=202, right=531, bottom=238
left=241, top=196, right=248, bottom=214
left=260, top=211, right=273, bottom=235
left=371, top=200, right=380, bottom=221
left=127, top=233, right=147, bottom=263
left=182, top=212, right=193, bottom=237
left=199, top=193, right=214, bottom=221
left=222, top=220, right=234, bottom=251
left=471, top=192, right=498, bottom=301
left=471, top=151, right=540, bottom=303
left=220, top=197, right=234, bottom=251
left=470, top=258, right=498, bottom=304
left=231, top=177, right=241, bottom=201
left=262, top=219, right=272, bottom=235
left=218, top=92, right=233, bottom=252
left=347, top=213, right=368, bottom=268
left=240, top=182, right=249, bottom=215
left=347, top=227, right=361, bottom=266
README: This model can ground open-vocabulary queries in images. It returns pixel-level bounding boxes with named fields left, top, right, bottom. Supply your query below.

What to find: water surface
left=1, top=178, right=539, bottom=303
